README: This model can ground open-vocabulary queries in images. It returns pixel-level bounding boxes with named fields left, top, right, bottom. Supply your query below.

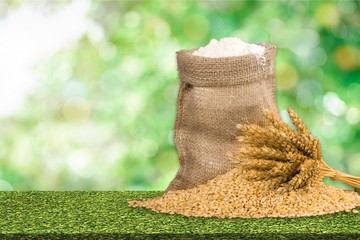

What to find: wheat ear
left=286, top=108, right=360, bottom=190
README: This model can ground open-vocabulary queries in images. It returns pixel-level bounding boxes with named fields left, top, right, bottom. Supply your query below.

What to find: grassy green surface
left=1, top=191, right=360, bottom=239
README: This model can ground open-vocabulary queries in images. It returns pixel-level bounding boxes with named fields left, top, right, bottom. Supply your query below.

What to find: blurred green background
left=0, top=0, right=359, bottom=191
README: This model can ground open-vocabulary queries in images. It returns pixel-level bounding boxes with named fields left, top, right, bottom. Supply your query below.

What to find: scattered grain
left=128, top=166, right=360, bottom=218
left=128, top=108, right=360, bottom=218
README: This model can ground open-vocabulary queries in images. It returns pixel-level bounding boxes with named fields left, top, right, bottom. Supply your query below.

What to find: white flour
left=192, top=37, right=265, bottom=63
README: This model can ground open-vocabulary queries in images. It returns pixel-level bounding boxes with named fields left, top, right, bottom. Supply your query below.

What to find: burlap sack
left=166, top=43, right=279, bottom=192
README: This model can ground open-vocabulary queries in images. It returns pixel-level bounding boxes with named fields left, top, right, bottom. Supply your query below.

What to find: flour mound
left=192, top=37, right=265, bottom=59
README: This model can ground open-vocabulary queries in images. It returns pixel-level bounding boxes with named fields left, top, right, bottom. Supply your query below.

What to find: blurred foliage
left=0, top=0, right=359, bottom=190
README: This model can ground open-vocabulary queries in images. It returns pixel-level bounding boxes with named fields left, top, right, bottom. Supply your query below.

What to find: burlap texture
left=166, top=43, right=279, bottom=192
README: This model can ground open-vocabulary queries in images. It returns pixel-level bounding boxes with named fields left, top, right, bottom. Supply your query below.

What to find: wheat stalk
left=234, top=108, right=360, bottom=191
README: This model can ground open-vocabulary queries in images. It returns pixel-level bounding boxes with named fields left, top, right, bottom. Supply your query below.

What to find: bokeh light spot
left=41, top=98, right=60, bottom=117
left=100, top=69, right=122, bottom=94
left=296, top=80, right=323, bottom=108
left=63, top=97, right=91, bottom=122
left=267, top=18, right=284, bottom=29
left=315, top=3, right=340, bottom=28
left=230, top=29, right=249, bottom=42
left=347, top=153, right=360, bottom=176
left=287, top=0, right=308, bottom=16
left=55, top=62, right=73, bottom=83
left=121, top=56, right=145, bottom=78
left=310, top=47, right=327, bottom=66
left=269, top=28, right=295, bottom=49
left=268, top=25, right=320, bottom=57
left=322, top=110, right=337, bottom=126
left=292, top=29, right=320, bottom=57
left=67, top=150, right=94, bottom=178
left=333, top=45, right=359, bottom=71
left=320, top=124, right=337, bottom=138
left=183, top=14, right=209, bottom=41
left=276, top=63, right=298, bottom=90
left=314, top=96, right=324, bottom=111
left=123, top=11, right=141, bottom=28
left=346, top=107, right=360, bottom=125
left=349, top=25, right=360, bottom=41
left=154, top=21, right=170, bottom=40
left=322, top=92, right=346, bottom=117
left=144, top=16, right=170, bottom=41
left=347, top=83, right=360, bottom=100
left=123, top=93, right=144, bottom=117
left=62, top=81, right=86, bottom=99
left=338, top=0, right=356, bottom=14
left=134, top=35, right=153, bottom=53
left=140, top=139, right=158, bottom=158
left=331, top=22, right=349, bottom=39
left=296, top=88, right=313, bottom=108
left=0, top=179, right=13, bottom=191
left=98, top=41, right=117, bottom=61
left=338, top=124, right=351, bottom=142
left=103, top=141, right=127, bottom=165
left=164, top=0, right=188, bottom=14
left=86, top=21, right=104, bottom=43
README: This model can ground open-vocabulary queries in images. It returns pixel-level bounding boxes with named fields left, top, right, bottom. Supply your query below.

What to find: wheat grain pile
left=128, top=109, right=360, bottom=218
left=128, top=167, right=360, bottom=218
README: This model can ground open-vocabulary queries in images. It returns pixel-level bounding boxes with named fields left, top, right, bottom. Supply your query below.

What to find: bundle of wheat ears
left=234, top=108, right=360, bottom=193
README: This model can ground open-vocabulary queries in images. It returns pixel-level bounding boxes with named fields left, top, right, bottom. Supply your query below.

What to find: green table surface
left=1, top=191, right=360, bottom=240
